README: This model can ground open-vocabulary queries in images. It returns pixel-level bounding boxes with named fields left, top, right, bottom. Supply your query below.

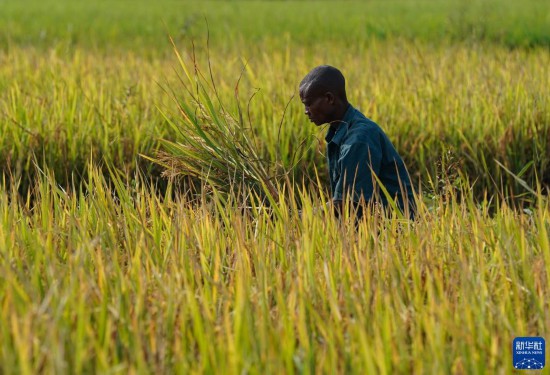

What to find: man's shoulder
left=344, top=109, right=383, bottom=143
left=344, top=106, right=377, bottom=128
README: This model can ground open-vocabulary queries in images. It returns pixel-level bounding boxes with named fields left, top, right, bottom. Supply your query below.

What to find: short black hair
left=299, top=65, right=347, bottom=102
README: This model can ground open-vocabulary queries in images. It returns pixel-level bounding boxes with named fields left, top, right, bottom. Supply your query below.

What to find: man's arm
left=333, top=139, right=383, bottom=204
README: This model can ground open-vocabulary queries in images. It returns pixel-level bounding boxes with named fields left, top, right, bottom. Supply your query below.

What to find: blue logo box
left=513, top=337, right=545, bottom=370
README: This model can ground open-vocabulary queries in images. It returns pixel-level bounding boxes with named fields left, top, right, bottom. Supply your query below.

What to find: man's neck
left=329, top=103, right=351, bottom=128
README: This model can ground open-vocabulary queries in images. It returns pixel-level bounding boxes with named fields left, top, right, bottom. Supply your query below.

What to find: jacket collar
left=325, top=104, right=355, bottom=146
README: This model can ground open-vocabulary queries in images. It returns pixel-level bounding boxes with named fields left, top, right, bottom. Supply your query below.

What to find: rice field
left=1, top=0, right=549, bottom=373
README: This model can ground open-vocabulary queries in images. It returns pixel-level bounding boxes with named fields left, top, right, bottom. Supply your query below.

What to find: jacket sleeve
left=332, top=138, right=382, bottom=203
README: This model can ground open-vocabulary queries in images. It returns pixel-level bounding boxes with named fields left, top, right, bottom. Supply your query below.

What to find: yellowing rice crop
left=0, top=0, right=549, bottom=373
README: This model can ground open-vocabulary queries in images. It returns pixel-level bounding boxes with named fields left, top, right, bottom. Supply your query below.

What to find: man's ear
left=325, top=92, right=335, bottom=105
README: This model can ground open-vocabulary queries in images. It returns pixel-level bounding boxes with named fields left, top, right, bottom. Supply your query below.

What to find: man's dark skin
left=299, top=67, right=351, bottom=216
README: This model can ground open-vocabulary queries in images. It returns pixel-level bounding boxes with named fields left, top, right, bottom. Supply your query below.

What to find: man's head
left=299, top=65, right=348, bottom=126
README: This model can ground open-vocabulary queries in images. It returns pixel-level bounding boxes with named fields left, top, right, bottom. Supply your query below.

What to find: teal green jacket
left=325, top=105, right=415, bottom=215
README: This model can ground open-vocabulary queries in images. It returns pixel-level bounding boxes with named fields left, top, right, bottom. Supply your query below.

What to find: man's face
left=300, top=90, right=332, bottom=126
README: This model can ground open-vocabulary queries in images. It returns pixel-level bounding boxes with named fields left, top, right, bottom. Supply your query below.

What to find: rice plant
left=150, top=37, right=281, bottom=203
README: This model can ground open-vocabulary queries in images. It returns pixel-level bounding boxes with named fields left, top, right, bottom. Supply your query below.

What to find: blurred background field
left=0, top=0, right=549, bottom=373
left=2, top=0, right=550, bottom=50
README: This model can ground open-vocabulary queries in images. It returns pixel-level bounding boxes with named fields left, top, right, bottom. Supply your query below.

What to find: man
left=299, top=65, right=415, bottom=219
